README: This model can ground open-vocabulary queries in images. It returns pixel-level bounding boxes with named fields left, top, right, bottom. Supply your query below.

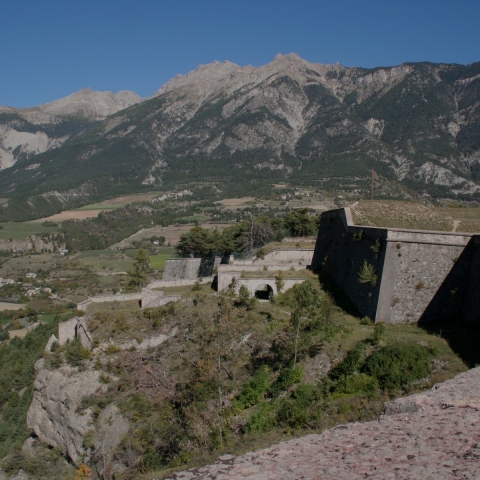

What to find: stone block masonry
left=311, top=207, right=479, bottom=324
left=162, top=257, right=225, bottom=281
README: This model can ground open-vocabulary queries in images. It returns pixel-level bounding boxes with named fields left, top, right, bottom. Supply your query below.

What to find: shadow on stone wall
left=316, top=271, right=361, bottom=318
left=418, top=241, right=472, bottom=325
left=199, top=257, right=216, bottom=277
left=419, top=238, right=480, bottom=367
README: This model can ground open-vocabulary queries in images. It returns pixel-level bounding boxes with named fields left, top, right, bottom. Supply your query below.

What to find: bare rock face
left=166, top=368, right=480, bottom=479
left=26, top=359, right=106, bottom=465
left=384, top=366, right=480, bottom=414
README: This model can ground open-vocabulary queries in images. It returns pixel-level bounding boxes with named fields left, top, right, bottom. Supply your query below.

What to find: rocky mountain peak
left=0, top=88, right=143, bottom=124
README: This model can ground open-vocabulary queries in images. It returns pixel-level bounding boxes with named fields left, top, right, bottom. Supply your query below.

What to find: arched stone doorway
left=254, top=283, right=274, bottom=300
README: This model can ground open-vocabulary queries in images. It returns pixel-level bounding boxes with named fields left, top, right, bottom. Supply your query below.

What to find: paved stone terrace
left=166, top=368, right=480, bottom=479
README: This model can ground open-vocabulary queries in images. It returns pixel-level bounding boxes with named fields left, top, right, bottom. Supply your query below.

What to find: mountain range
left=1, top=53, right=480, bottom=221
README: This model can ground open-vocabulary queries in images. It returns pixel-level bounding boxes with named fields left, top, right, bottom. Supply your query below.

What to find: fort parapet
left=311, top=207, right=480, bottom=324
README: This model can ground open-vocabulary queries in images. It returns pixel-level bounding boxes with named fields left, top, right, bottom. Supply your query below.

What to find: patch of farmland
left=0, top=302, right=26, bottom=312
left=0, top=222, right=58, bottom=240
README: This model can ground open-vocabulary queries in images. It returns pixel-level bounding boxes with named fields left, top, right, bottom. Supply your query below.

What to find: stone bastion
left=311, top=207, right=480, bottom=324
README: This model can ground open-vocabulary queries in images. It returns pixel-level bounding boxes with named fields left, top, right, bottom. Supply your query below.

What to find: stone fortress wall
left=162, top=256, right=225, bottom=281
left=311, top=207, right=480, bottom=324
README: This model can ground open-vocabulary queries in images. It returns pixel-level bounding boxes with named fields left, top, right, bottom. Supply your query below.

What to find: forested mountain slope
left=1, top=54, right=480, bottom=220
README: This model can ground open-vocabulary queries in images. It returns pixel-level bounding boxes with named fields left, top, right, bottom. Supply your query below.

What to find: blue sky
left=1, top=0, right=479, bottom=107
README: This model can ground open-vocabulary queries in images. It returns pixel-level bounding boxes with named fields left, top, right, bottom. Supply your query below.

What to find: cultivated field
left=75, top=203, right=126, bottom=211
left=0, top=302, right=25, bottom=311
left=31, top=210, right=104, bottom=222
left=216, top=197, right=255, bottom=209
left=0, top=222, right=58, bottom=240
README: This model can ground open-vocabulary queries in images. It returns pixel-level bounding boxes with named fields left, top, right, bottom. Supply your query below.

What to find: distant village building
left=26, top=288, right=41, bottom=297
left=26, top=272, right=37, bottom=278
left=59, top=249, right=69, bottom=255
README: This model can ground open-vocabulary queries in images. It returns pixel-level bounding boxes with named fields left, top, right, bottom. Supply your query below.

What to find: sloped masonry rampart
left=311, top=207, right=480, bottom=324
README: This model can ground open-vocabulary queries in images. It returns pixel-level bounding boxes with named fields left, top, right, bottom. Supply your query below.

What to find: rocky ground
left=166, top=367, right=480, bottom=480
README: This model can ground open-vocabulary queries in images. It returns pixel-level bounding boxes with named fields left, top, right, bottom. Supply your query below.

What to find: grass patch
left=149, top=254, right=172, bottom=270
left=350, top=200, right=480, bottom=233
left=0, top=222, right=58, bottom=240
left=75, top=203, right=126, bottom=211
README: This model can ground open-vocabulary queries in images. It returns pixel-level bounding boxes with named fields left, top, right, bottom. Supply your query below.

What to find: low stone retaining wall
left=232, top=249, right=314, bottom=266
left=148, top=277, right=214, bottom=289
left=77, top=292, right=143, bottom=312
left=77, top=288, right=180, bottom=312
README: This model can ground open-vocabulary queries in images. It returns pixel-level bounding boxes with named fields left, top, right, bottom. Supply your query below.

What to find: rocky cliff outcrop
left=26, top=359, right=106, bottom=465
left=166, top=367, right=480, bottom=479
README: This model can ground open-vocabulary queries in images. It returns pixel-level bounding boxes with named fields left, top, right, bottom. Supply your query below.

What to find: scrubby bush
left=329, top=342, right=365, bottom=381
left=235, top=285, right=256, bottom=310
left=235, top=366, right=272, bottom=409
left=362, top=342, right=435, bottom=390
left=245, top=402, right=277, bottom=433
left=332, top=373, right=379, bottom=398
left=358, top=260, right=378, bottom=286
left=370, top=323, right=386, bottom=345
left=276, top=399, right=309, bottom=428
left=64, top=338, right=92, bottom=367
left=269, top=365, right=303, bottom=398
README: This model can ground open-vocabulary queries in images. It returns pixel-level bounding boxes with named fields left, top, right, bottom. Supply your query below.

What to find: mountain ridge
left=0, top=89, right=142, bottom=170
left=1, top=54, right=480, bottom=221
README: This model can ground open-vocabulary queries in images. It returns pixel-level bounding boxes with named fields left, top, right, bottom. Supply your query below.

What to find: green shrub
left=49, top=349, right=63, bottom=369
left=0, top=314, right=69, bottom=459
left=105, top=344, right=121, bottom=355
left=235, top=366, right=272, bottom=409
left=358, top=261, right=378, bottom=286
left=362, top=342, right=435, bottom=390
left=269, top=365, right=303, bottom=398
left=277, top=384, right=322, bottom=428
left=245, top=402, right=277, bottom=433
left=360, top=316, right=373, bottom=325
left=64, top=338, right=92, bottom=367
left=353, top=229, right=364, bottom=241
left=332, top=373, right=379, bottom=397
left=371, top=323, right=386, bottom=345
left=275, top=273, right=285, bottom=293
left=236, top=285, right=255, bottom=310
left=329, top=342, right=365, bottom=381
left=83, top=430, right=95, bottom=449
left=277, top=399, right=309, bottom=428
left=237, top=371, right=267, bottom=407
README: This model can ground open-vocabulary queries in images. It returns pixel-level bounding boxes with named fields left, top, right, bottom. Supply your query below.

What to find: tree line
left=175, top=209, right=320, bottom=257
